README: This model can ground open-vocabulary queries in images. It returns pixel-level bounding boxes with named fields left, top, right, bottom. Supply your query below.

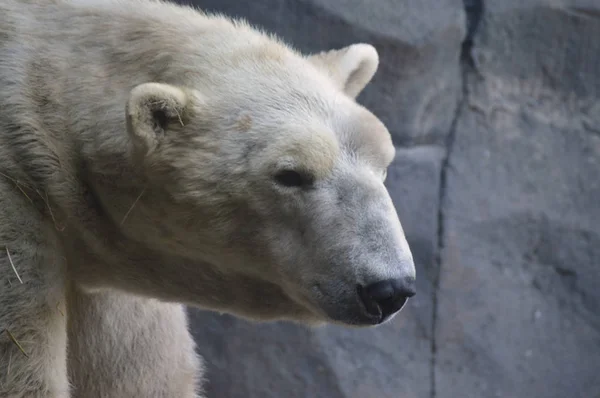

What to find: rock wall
left=437, top=1, right=600, bottom=397
left=174, top=0, right=600, bottom=397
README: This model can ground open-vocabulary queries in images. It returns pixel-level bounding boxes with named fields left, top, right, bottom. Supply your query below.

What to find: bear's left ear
left=307, top=43, right=379, bottom=99
left=126, top=82, right=192, bottom=154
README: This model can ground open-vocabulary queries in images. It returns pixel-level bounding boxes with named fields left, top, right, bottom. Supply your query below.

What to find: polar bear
left=0, top=0, right=416, bottom=397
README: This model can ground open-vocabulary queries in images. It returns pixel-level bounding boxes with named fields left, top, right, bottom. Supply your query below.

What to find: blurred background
left=171, top=0, right=600, bottom=397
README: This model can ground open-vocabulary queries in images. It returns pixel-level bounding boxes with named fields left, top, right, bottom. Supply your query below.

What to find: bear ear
left=126, top=82, right=191, bottom=154
left=307, top=43, right=379, bottom=99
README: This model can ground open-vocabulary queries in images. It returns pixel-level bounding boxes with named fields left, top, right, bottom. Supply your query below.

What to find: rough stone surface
left=190, top=306, right=429, bottom=398
left=472, top=0, right=600, bottom=99
left=436, top=1, right=600, bottom=397
left=163, top=0, right=600, bottom=397
left=387, top=146, right=445, bottom=323
left=178, top=0, right=465, bottom=146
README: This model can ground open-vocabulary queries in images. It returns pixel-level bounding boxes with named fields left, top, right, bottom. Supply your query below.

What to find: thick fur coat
left=0, top=0, right=416, bottom=396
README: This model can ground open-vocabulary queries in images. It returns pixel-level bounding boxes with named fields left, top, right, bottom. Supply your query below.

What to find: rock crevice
left=431, top=1, right=483, bottom=397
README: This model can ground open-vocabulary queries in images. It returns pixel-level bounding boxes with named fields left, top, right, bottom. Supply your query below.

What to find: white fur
left=0, top=0, right=415, bottom=396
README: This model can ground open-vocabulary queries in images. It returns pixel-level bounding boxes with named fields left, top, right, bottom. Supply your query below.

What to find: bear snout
left=357, top=276, right=416, bottom=324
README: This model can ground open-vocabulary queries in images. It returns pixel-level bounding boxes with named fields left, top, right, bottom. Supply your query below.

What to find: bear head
left=123, top=41, right=416, bottom=327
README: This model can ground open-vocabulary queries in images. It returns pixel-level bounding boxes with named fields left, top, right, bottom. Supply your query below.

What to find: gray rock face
left=436, top=2, right=600, bottom=397
left=436, top=88, right=600, bottom=398
left=190, top=305, right=430, bottom=398
left=168, top=0, right=600, bottom=397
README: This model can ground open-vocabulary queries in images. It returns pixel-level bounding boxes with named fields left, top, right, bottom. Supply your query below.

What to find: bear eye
left=274, top=169, right=308, bottom=188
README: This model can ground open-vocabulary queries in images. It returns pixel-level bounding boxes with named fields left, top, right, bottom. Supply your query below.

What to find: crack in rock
left=431, top=1, right=484, bottom=398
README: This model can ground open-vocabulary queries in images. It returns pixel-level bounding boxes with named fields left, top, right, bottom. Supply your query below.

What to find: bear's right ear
left=126, top=82, right=191, bottom=154
left=307, top=43, right=379, bottom=99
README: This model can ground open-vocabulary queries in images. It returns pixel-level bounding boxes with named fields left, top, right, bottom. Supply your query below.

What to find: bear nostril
left=358, top=277, right=416, bottom=321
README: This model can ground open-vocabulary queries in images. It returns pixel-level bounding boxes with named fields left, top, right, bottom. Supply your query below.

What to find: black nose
left=358, top=277, right=416, bottom=321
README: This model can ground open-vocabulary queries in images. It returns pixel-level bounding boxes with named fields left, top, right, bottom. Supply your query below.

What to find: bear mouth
left=305, top=283, right=409, bottom=326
